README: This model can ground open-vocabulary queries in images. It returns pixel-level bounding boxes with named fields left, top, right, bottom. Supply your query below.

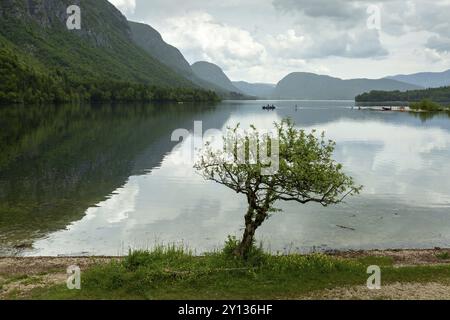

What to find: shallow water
left=1, top=101, right=449, bottom=256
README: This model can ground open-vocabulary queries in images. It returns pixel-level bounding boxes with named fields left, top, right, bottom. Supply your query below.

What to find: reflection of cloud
left=308, top=120, right=449, bottom=170
left=77, top=180, right=140, bottom=224
left=225, top=112, right=282, bottom=129
left=167, top=112, right=283, bottom=167
left=105, top=182, right=139, bottom=224
left=27, top=108, right=450, bottom=256
left=304, top=120, right=450, bottom=206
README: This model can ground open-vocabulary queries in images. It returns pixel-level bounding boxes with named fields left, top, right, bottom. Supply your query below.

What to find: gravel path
left=306, top=282, right=450, bottom=300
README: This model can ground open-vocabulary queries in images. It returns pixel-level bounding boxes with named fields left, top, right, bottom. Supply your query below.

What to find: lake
left=1, top=100, right=450, bottom=256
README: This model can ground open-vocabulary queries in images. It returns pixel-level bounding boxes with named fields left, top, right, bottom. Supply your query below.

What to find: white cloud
left=266, top=29, right=305, bottom=55
left=266, top=28, right=387, bottom=60
left=118, top=0, right=450, bottom=82
left=424, top=48, right=448, bottom=64
left=162, top=12, right=266, bottom=70
left=108, top=0, right=136, bottom=15
left=427, top=36, right=450, bottom=54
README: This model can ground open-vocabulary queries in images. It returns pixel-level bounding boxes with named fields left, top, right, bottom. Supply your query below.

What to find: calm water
left=1, top=101, right=450, bottom=256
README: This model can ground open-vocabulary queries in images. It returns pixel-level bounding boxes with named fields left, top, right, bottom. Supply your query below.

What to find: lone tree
left=195, top=119, right=362, bottom=258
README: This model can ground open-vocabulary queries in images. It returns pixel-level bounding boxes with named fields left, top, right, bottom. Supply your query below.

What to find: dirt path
left=0, top=257, right=118, bottom=299
left=305, top=282, right=450, bottom=300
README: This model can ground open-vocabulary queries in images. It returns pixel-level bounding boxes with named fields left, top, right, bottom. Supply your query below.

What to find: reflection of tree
left=0, top=102, right=226, bottom=252
left=409, top=111, right=450, bottom=123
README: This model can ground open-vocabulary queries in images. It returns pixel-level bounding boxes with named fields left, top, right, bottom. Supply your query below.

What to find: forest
left=355, top=86, right=450, bottom=103
left=0, top=45, right=220, bottom=104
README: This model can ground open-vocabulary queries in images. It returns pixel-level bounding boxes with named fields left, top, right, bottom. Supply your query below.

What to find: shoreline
left=1, top=248, right=449, bottom=275
left=1, top=248, right=449, bottom=300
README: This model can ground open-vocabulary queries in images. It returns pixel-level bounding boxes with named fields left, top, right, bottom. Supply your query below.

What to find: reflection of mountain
left=272, top=102, right=450, bottom=128
left=25, top=102, right=450, bottom=255
left=0, top=103, right=233, bottom=253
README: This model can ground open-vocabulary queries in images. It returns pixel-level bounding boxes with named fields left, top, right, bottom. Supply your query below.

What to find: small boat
left=262, top=104, right=276, bottom=110
left=382, top=106, right=392, bottom=111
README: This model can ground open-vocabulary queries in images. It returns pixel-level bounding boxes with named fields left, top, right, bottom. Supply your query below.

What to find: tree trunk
left=234, top=203, right=269, bottom=258
left=234, top=222, right=256, bottom=258
left=234, top=203, right=257, bottom=258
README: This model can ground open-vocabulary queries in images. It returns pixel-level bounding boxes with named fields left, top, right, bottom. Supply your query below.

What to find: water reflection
left=1, top=101, right=450, bottom=256
left=0, top=102, right=229, bottom=254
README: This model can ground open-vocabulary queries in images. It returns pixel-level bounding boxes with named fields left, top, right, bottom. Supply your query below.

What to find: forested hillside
left=0, top=0, right=219, bottom=104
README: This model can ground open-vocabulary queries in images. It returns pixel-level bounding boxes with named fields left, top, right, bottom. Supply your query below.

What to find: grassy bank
left=1, top=246, right=450, bottom=300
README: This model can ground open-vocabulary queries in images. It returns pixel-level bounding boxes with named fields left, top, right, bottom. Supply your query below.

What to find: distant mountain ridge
left=232, top=81, right=275, bottom=98
left=191, top=61, right=243, bottom=94
left=272, top=72, right=422, bottom=100
left=386, top=69, right=450, bottom=89
left=2, top=0, right=445, bottom=103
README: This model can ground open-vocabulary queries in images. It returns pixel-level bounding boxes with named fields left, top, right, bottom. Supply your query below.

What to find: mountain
left=0, top=0, right=192, bottom=86
left=0, top=0, right=219, bottom=103
left=191, top=61, right=242, bottom=94
left=272, top=72, right=422, bottom=100
left=128, top=21, right=194, bottom=78
left=128, top=22, right=231, bottom=95
left=232, top=81, right=275, bottom=98
left=386, top=69, right=450, bottom=89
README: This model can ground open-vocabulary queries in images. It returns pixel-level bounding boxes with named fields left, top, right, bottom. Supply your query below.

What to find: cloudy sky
left=108, top=0, right=450, bottom=83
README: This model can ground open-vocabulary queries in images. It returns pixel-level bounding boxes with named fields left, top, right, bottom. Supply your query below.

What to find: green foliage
left=0, top=43, right=220, bottom=104
left=196, top=119, right=361, bottom=209
left=355, top=255, right=394, bottom=267
left=22, top=246, right=450, bottom=300
left=436, top=252, right=450, bottom=260
left=263, top=253, right=361, bottom=273
left=195, top=119, right=361, bottom=258
left=222, top=235, right=241, bottom=258
left=0, top=2, right=220, bottom=104
left=30, top=246, right=365, bottom=299
left=222, top=235, right=267, bottom=266
left=356, top=86, right=450, bottom=103
left=409, top=99, right=447, bottom=112
left=123, top=246, right=194, bottom=272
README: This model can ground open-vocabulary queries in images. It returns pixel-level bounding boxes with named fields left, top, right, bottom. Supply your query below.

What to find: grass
left=14, top=244, right=449, bottom=300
